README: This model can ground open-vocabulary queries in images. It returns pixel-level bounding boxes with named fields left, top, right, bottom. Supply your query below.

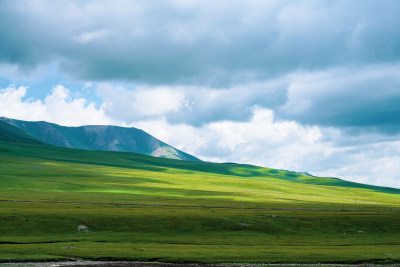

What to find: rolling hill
left=1, top=120, right=400, bottom=264
left=0, top=117, right=200, bottom=161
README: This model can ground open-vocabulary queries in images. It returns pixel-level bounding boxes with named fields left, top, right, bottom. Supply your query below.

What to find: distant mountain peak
left=0, top=117, right=201, bottom=161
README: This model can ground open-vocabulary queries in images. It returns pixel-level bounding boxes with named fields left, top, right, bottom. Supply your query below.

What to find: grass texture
left=1, top=137, right=400, bottom=264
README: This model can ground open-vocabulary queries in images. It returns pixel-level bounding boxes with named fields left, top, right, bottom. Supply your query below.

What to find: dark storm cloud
left=278, top=64, right=400, bottom=133
left=1, top=0, right=400, bottom=85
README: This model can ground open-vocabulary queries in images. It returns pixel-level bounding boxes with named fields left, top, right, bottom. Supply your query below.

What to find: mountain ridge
left=0, top=117, right=200, bottom=161
left=0, top=119, right=46, bottom=145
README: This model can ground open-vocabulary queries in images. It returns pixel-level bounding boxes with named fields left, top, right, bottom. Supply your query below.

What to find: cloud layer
left=279, top=64, right=400, bottom=132
left=2, top=0, right=400, bottom=131
left=1, top=0, right=400, bottom=85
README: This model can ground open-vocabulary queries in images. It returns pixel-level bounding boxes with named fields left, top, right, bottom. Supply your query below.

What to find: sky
left=1, top=0, right=400, bottom=188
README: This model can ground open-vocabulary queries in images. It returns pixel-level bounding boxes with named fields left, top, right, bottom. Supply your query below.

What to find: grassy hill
left=1, top=124, right=400, bottom=264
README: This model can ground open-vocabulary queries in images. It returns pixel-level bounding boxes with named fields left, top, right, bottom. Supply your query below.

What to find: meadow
left=1, top=135, right=400, bottom=264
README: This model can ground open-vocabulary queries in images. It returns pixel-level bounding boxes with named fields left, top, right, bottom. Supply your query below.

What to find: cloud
left=97, top=83, right=187, bottom=122
left=1, top=0, right=400, bottom=85
left=96, top=80, right=287, bottom=125
left=314, top=142, right=400, bottom=189
left=95, top=62, right=400, bottom=134
left=2, top=0, right=400, bottom=132
left=0, top=85, right=111, bottom=126
left=278, top=63, right=400, bottom=133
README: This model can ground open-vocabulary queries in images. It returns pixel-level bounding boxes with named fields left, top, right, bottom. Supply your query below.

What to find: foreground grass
left=2, top=202, right=400, bottom=264
left=1, top=202, right=400, bottom=264
left=1, top=140, right=400, bottom=263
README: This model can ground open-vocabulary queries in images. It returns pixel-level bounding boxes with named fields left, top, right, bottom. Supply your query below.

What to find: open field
left=1, top=139, right=400, bottom=264
left=2, top=201, right=400, bottom=264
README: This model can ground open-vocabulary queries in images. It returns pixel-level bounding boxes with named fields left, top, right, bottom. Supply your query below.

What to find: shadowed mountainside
left=0, top=117, right=200, bottom=161
left=0, top=120, right=46, bottom=145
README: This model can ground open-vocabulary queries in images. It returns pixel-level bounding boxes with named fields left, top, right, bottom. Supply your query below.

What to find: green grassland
left=1, top=122, right=400, bottom=264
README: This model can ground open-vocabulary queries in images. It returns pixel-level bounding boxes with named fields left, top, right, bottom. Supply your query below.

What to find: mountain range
left=0, top=117, right=200, bottom=161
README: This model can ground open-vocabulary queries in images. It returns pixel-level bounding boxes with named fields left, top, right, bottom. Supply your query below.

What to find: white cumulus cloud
left=0, top=85, right=112, bottom=126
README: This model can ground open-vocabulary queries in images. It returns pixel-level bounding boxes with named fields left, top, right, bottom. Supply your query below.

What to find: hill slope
left=0, top=117, right=200, bottom=161
left=0, top=120, right=46, bottom=145
left=0, top=121, right=398, bottom=208
left=1, top=127, right=400, bottom=263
